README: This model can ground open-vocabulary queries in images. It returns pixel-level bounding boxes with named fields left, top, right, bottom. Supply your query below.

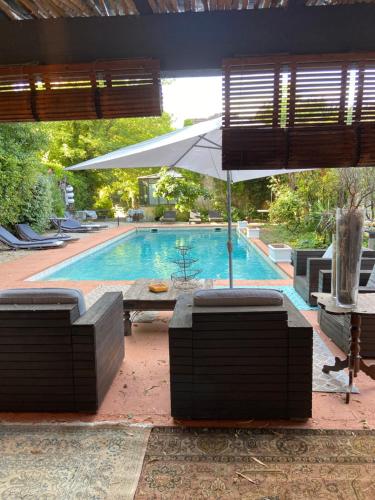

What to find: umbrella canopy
left=65, top=117, right=309, bottom=182
left=66, top=118, right=313, bottom=287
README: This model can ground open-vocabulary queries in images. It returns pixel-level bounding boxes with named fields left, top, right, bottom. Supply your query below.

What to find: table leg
left=124, top=310, right=132, bottom=336
left=322, top=356, right=349, bottom=374
left=346, top=313, right=362, bottom=404
left=53, top=219, right=64, bottom=238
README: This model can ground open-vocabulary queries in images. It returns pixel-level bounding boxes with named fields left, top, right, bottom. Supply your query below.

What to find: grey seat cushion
left=0, top=288, right=86, bottom=316
left=367, top=266, right=375, bottom=288
left=193, top=288, right=283, bottom=307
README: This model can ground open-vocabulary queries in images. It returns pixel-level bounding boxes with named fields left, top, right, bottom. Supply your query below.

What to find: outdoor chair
left=189, top=211, right=202, bottom=224
left=208, top=210, right=224, bottom=222
left=0, top=226, right=66, bottom=250
left=318, top=265, right=375, bottom=357
left=0, top=288, right=124, bottom=412
left=169, top=288, right=313, bottom=420
left=160, top=210, right=177, bottom=223
left=16, top=223, right=78, bottom=243
left=292, top=247, right=375, bottom=306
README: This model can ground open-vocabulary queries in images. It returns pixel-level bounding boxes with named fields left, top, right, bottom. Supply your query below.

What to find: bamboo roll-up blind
left=0, top=59, right=162, bottom=122
left=222, top=53, right=375, bottom=169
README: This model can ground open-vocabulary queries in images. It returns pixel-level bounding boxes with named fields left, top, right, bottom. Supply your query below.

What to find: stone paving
left=0, top=223, right=373, bottom=430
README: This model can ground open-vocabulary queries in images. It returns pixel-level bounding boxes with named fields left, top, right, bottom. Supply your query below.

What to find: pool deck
left=0, top=224, right=374, bottom=430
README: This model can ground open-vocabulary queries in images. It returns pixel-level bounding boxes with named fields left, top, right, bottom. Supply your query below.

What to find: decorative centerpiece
left=336, top=207, right=364, bottom=308
left=148, top=282, right=169, bottom=293
left=171, top=245, right=201, bottom=289
left=331, top=234, right=337, bottom=298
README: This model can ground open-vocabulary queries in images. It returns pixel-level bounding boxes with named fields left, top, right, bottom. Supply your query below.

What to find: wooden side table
left=123, top=279, right=213, bottom=336
left=313, top=292, right=375, bottom=403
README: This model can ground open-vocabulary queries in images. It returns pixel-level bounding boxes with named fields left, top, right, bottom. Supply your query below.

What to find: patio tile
left=0, top=226, right=374, bottom=431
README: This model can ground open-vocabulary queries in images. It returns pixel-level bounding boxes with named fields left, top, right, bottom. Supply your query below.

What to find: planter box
left=247, top=227, right=260, bottom=239
left=268, top=243, right=292, bottom=263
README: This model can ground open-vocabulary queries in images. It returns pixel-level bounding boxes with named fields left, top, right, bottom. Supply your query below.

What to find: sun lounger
left=189, top=211, right=202, bottom=224
left=61, top=218, right=108, bottom=231
left=208, top=210, right=224, bottom=222
left=160, top=210, right=177, bottom=223
left=16, top=223, right=78, bottom=243
left=0, top=226, right=65, bottom=250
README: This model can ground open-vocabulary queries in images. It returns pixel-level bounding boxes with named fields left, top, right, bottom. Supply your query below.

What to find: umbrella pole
left=226, top=170, right=233, bottom=288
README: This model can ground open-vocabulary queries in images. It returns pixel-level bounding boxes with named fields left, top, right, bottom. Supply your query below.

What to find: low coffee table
left=123, top=278, right=213, bottom=336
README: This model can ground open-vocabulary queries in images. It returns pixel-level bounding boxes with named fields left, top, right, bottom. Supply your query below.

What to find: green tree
left=19, top=174, right=54, bottom=232
left=0, top=123, right=50, bottom=227
left=154, top=168, right=211, bottom=212
left=40, top=114, right=173, bottom=210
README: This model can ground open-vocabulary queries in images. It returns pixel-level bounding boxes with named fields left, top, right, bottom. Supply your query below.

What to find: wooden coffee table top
left=123, top=278, right=213, bottom=308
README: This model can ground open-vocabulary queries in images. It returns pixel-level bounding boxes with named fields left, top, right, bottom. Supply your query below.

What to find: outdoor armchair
left=293, top=248, right=375, bottom=306
left=169, top=288, right=313, bottom=420
left=160, top=210, right=177, bottom=223
left=0, top=226, right=66, bottom=250
left=189, top=211, right=201, bottom=224
left=208, top=210, right=224, bottom=222
left=0, top=289, right=124, bottom=412
left=318, top=265, right=375, bottom=357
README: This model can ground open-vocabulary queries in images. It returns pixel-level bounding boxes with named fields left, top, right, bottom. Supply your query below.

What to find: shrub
left=19, top=175, right=54, bottom=232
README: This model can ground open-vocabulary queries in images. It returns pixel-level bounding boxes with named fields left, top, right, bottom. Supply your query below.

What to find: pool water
left=40, top=228, right=284, bottom=281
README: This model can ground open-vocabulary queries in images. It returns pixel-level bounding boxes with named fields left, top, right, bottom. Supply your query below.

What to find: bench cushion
left=322, top=244, right=333, bottom=259
left=193, top=288, right=283, bottom=307
left=0, top=288, right=86, bottom=315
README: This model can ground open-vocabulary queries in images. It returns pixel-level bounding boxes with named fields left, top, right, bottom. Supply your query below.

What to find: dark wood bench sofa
left=0, top=290, right=124, bottom=412
left=169, top=291, right=313, bottom=420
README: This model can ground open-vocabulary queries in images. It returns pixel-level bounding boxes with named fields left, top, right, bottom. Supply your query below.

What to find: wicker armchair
left=293, top=249, right=375, bottom=306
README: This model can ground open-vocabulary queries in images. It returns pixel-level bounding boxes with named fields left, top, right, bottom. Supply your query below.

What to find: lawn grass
left=259, top=224, right=325, bottom=249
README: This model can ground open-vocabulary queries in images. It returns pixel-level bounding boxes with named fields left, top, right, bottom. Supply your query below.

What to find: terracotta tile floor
left=0, top=225, right=374, bottom=430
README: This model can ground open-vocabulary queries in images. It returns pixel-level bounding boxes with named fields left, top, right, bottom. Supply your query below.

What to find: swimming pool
left=32, top=228, right=285, bottom=281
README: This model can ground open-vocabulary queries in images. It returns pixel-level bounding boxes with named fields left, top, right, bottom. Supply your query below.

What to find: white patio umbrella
left=66, top=117, right=310, bottom=286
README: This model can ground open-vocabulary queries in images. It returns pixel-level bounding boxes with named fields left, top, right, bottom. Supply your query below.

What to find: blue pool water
left=39, top=229, right=284, bottom=281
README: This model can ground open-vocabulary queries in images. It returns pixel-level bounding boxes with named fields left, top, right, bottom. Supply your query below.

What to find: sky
left=162, top=76, right=222, bottom=128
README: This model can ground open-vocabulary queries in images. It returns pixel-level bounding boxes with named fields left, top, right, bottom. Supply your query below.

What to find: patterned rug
left=313, top=331, right=358, bottom=394
left=0, top=424, right=150, bottom=500
left=135, top=427, right=375, bottom=499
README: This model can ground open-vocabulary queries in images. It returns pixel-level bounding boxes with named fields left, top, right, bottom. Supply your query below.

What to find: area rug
left=135, top=427, right=375, bottom=499
left=0, top=424, right=150, bottom=499
left=313, top=331, right=359, bottom=394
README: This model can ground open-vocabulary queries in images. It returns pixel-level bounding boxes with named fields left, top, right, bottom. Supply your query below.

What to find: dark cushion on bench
left=0, top=288, right=86, bottom=316
left=193, top=288, right=283, bottom=307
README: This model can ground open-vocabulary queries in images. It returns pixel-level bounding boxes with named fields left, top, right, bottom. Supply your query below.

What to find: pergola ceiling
left=0, top=0, right=374, bottom=20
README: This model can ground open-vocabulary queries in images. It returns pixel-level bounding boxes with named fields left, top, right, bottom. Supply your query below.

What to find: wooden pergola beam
left=1, top=6, right=375, bottom=76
